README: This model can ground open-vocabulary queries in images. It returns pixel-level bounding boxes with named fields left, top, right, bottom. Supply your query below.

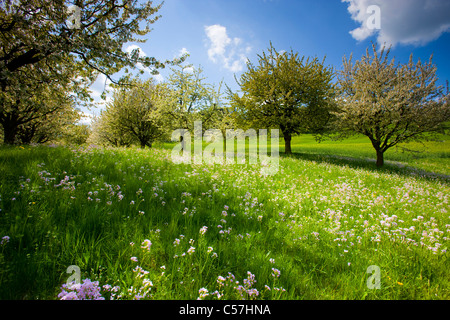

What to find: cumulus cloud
left=343, top=0, right=450, bottom=47
left=205, top=25, right=231, bottom=62
left=204, top=24, right=251, bottom=73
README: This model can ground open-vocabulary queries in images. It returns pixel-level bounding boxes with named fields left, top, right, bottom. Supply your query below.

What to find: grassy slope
left=0, top=136, right=448, bottom=300
left=287, top=134, right=450, bottom=176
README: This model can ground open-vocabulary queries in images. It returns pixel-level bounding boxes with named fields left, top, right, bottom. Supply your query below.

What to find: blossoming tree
left=332, top=44, right=450, bottom=167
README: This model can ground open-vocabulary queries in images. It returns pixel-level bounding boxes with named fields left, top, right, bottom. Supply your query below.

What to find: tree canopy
left=0, top=0, right=182, bottom=144
left=162, top=64, right=223, bottom=132
left=0, top=0, right=175, bottom=91
left=332, top=44, right=450, bottom=167
left=228, top=43, right=335, bottom=154
left=93, top=79, right=167, bottom=148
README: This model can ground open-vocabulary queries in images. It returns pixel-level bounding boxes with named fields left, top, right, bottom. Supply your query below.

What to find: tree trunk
left=2, top=121, right=18, bottom=145
left=283, top=131, right=292, bottom=155
left=180, top=134, right=185, bottom=151
left=369, top=138, right=384, bottom=167
left=376, top=149, right=384, bottom=167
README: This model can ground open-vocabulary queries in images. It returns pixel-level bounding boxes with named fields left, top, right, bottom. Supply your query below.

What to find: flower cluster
left=271, top=268, right=281, bottom=278
left=199, top=270, right=286, bottom=300
left=141, top=239, right=152, bottom=251
left=199, top=226, right=208, bottom=236
left=198, top=287, right=209, bottom=300
left=58, top=279, right=105, bottom=300
left=1, top=236, right=9, bottom=246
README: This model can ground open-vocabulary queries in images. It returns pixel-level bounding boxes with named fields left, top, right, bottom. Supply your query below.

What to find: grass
left=286, top=134, right=450, bottom=176
left=0, top=135, right=449, bottom=300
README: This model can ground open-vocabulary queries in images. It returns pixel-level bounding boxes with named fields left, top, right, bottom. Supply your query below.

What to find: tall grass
left=0, top=137, right=448, bottom=300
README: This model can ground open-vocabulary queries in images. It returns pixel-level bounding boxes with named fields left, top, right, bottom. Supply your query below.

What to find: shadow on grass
left=281, top=152, right=450, bottom=184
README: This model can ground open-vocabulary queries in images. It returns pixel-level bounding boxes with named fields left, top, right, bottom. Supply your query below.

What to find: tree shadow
left=281, top=152, right=450, bottom=184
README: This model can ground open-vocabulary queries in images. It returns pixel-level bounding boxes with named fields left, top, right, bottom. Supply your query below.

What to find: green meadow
left=0, top=134, right=449, bottom=299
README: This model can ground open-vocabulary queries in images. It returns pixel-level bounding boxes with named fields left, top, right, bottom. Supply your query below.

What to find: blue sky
left=85, top=0, right=450, bottom=122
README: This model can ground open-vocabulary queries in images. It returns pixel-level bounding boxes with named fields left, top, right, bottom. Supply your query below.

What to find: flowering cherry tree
left=333, top=44, right=450, bottom=167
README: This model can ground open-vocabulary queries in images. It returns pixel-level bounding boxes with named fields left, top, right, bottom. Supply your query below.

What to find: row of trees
left=89, top=42, right=449, bottom=167
left=88, top=64, right=225, bottom=148
left=1, top=1, right=449, bottom=167
left=232, top=43, right=450, bottom=167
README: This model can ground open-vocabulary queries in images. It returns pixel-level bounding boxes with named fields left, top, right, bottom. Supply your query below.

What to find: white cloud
left=343, top=0, right=450, bottom=47
left=87, top=73, right=114, bottom=113
left=204, top=24, right=251, bottom=73
left=153, top=73, right=164, bottom=83
left=125, top=44, right=147, bottom=57
left=183, top=66, right=194, bottom=74
left=124, top=44, right=164, bottom=82
left=90, top=74, right=112, bottom=97
left=179, top=47, right=190, bottom=57
left=205, top=24, right=231, bottom=62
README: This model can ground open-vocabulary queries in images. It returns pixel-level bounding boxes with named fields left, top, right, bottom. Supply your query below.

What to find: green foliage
left=228, top=42, right=335, bottom=154
left=162, top=64, right=224, bottom=133
left=90, top=79, right=167, bottom=148
left=61, top=124, right=91, bottom=146
left=88, top=113, right=134, bottom=147
left=89, top=64, right=230, bottom=148
left=0, top=0, right=176, bottom=91
left=0, top=75, right=78, bottom=144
